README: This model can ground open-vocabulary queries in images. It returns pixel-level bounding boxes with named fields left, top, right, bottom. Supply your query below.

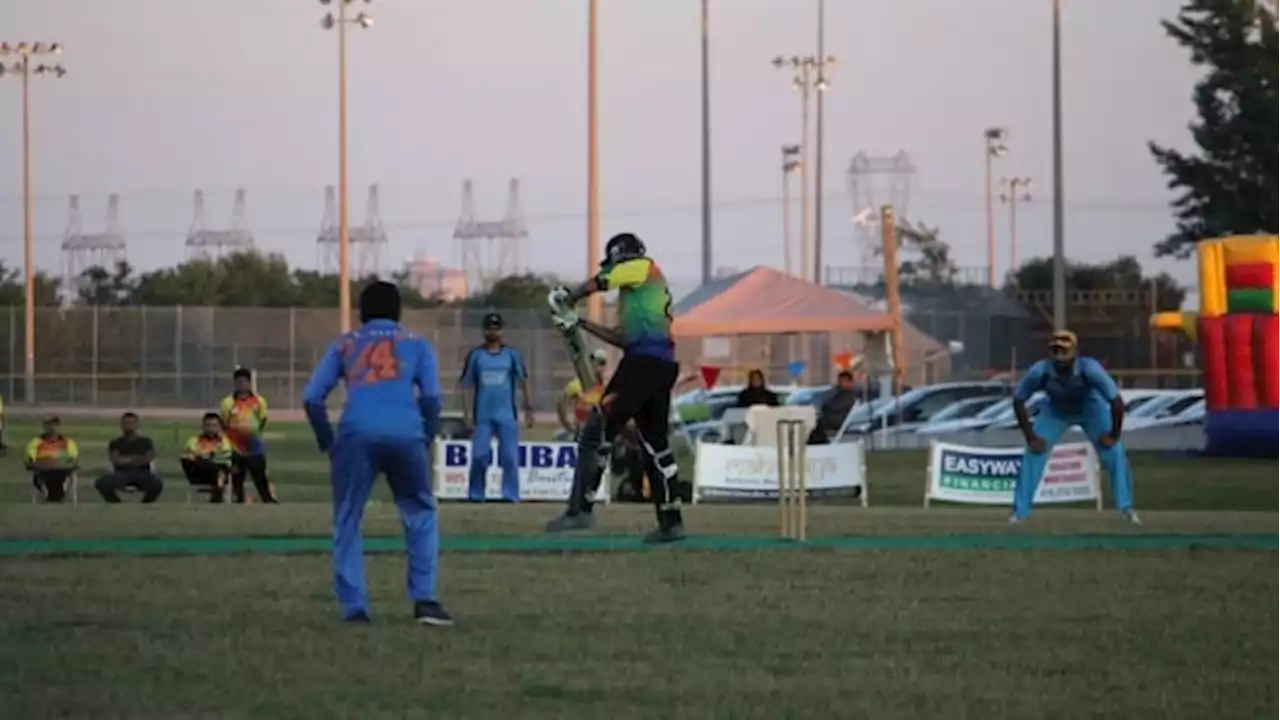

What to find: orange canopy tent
left=671, top=266, right=897, bottom=337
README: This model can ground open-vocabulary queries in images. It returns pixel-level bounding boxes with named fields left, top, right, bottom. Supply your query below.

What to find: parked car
left=1125, top=390, right=1203, bottom=421
left=916, top=395, right=1032, bottom=436
left=840, top=382, right=1011, bottom=437
left=904, top=395, right=1005, bottom=434
left=983, top=389, right=1171, bottom=431
left=1125, top=396, right=1206, bottom=431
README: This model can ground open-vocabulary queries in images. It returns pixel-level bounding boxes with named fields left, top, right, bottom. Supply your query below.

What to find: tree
left=131, top=252, right=299, bottom=306
left=477, top=274, right=555, bottom=309
left=1006, top=255, right=1186, bottom=310
left=1149, top=0, right=1277, bottom=258
left=0, top=261, right=62, bottom=306
left=77, top=261, right=138, bottom=306
left=871, top=221, right=959, bottom=287
left=895, top=222, right=959, bottom=286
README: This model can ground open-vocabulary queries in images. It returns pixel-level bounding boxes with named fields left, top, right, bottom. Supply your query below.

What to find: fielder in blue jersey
left=458, top=311, right=533, bottom=503
left=1010, top=330, right=1140, bottom=524
left=303, top=281, right=453, bottom=626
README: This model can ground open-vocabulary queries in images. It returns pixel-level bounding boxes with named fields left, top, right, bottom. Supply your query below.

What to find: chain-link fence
left=0, top=296, right=1199, bottom=411
left=826, top=274, right=1201, bottom=390
left=0, top=307, right=577, bottom=411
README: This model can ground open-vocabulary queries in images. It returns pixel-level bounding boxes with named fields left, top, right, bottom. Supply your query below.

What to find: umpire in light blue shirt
left=1009, top=330, right=1139, bottom=524
left=458, top=311, right=534, bottom=502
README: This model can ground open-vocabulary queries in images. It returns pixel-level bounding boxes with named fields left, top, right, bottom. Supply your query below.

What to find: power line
left=0, top=190, right=1174, bottom=243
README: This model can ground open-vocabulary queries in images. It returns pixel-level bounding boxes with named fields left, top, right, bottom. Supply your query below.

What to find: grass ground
left=0, top=417, right=1275, bottom=719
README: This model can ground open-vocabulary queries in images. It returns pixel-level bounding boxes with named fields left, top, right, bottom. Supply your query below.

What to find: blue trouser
left=1013, top=405, right=1135, bottom=519
left=467, top=417, right=520, bottom=502
left=330, top=434, right=439, bottom=618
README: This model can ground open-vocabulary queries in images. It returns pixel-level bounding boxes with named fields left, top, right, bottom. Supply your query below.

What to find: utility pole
left=1050, top=0, right=1067, bottom=330
left=1, top=41, right=67, bottom=404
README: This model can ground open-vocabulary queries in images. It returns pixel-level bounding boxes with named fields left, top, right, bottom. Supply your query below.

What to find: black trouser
left=574, top=353, right=682, bottom=527
left=231, top=454, right=278, bottom=504
left=182, top=458, right=230, bottom=503
left=95, top=471, right=163, bottom=503
left=567, top=411, right=606, bottom=514
left=32, top=470, right=74, bottom=503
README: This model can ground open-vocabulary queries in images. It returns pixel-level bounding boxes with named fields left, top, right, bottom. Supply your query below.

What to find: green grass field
left=0, top=417, right=1275, bottom=719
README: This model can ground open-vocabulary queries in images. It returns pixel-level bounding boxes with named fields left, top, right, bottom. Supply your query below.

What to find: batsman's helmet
left=602, top=233, right=647, bottom=268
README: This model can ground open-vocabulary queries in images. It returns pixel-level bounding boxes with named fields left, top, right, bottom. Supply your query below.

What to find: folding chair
left=30, top=472, right=78, bottom=506
left=185, top=466, right=231, bottom=504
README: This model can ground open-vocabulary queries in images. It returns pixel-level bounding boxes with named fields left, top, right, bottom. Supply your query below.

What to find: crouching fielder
left=303, top=281, right=453, bottom=626
left=1010, top=330, right=1139, bottom=524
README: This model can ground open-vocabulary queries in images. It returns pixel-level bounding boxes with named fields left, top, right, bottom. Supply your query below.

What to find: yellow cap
left=1049, top=330, right=1077, bottom=348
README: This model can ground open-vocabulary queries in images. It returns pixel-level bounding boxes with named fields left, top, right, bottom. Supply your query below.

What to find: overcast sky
left=0, top=0, right=1203, bottom=294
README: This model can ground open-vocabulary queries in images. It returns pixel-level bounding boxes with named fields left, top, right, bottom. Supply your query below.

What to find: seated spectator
left=181, top=412, right=235, bottom=503
left=95, top=412, right=163, bottom=504
left=611, top=419, right=648, bottom=503
left=809, top=370, right=858, bottom=444
left=25, top=415, right=80, bottom=503
left=736, top=369, right=780, bottom=408
left=558, top=349, right=609, bottom=439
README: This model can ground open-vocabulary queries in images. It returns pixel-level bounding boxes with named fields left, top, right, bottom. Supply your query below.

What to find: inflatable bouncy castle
left=1152, top=235, right=1279, bottom=457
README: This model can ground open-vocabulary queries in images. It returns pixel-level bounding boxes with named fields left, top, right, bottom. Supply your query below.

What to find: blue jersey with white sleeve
left=302, top=319, right=441, bottom=450
left=459, top=345, right=526, bottom=422
left=1014, top=356, right=1119, bottom=417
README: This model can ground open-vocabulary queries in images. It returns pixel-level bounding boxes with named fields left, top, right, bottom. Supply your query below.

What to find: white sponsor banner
left=693, top=440, right=868, bottom=505
left=924, top=441, right=1101, bottom=508
left=433, top=440, right=609, bottom=502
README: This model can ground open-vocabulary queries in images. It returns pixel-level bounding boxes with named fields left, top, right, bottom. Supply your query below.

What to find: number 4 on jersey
left=351, top=339, right=399, bottom=384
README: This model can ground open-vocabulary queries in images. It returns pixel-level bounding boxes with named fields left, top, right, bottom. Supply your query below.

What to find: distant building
left=404, top=253, right=468, bottom=302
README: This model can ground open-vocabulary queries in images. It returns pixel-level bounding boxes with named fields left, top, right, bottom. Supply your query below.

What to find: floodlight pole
left=813, top=0, right=826, bottom=285
left=781, top=146, right=801, bottom=276
left=699, top=0, right=712, bottom=285
left=999, top=177, right=1033, bottom=284
left=772, top=54, right=833, bottom=285
left=320, top=0, right=373, bottom=333
left=586, top=0, right=602, bottom=323
left=983, top=126, right=1008, bottom=290
left=2, top=41, right=66, bottom=404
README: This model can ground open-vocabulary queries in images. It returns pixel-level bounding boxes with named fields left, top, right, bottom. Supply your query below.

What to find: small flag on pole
left=787, top=360, right=807, bottom=380
left=700, top=365, right=722, bottom=389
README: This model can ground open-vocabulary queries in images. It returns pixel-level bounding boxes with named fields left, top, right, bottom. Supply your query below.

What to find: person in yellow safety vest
left=181, top=412, right=236, bottom=503
left=26, top=415, right=80, bottom=503
left=220, top=367, right=278, bottom=504
left=558, top=349, right=609, bottom=437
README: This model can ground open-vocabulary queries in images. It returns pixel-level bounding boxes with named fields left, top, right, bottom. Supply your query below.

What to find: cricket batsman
left=303, top=281, right=453, bottom=626
left=544, top=232, right=686, bottom=543
left=1010, top=330, right=1140, bottom=524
